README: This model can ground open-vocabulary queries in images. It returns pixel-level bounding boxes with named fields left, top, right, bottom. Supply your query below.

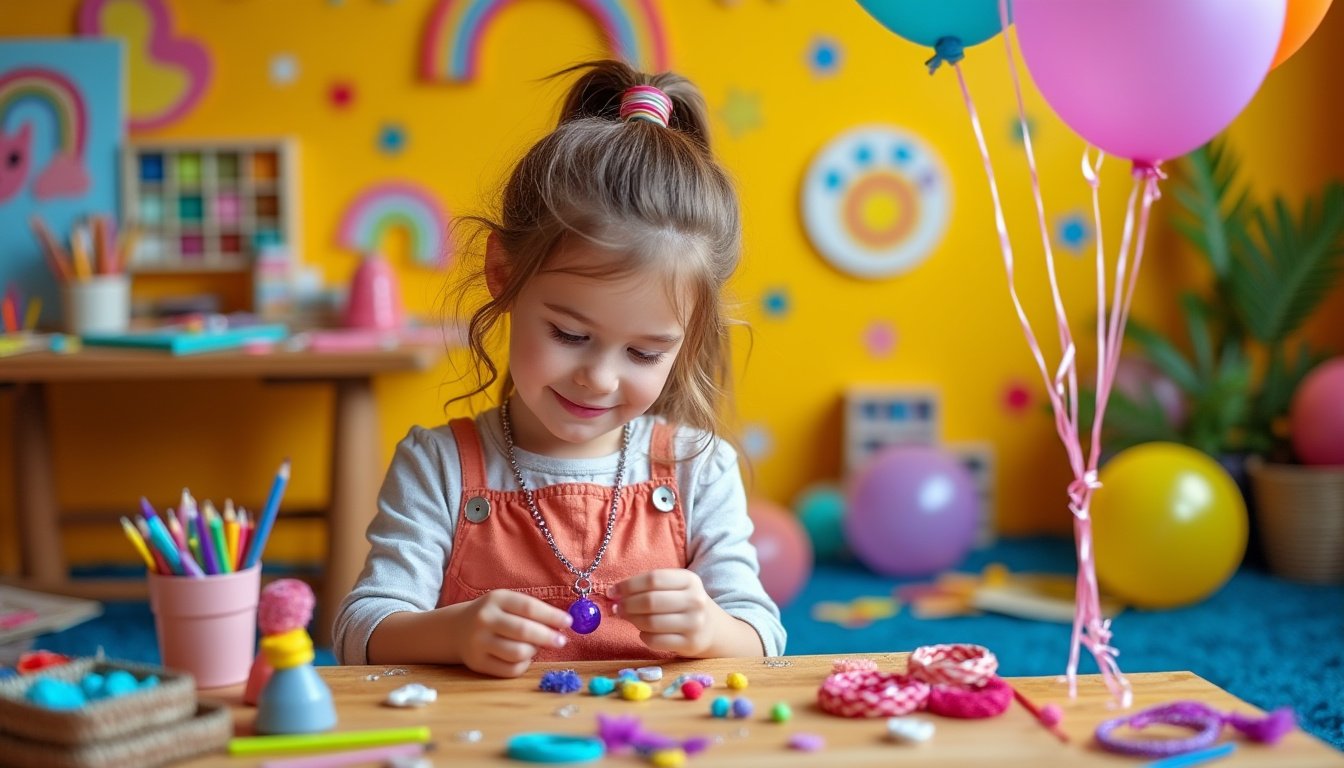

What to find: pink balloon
left=748, top=498, right=813, bottom=607
left=1290, top=358, right=1344, bottom=465
left=1014, top=0, right=1286, bottom=165
left=844, top=446, right=980, bottom=577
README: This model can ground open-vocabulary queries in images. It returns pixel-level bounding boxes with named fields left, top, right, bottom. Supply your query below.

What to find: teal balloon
left=855, top=0, right=1007, bottom=49
left=795, top=484, right=849, bottom=562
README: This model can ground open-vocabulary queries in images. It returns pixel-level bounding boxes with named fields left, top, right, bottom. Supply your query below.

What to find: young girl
left=333, top=60, right=784, bottom=677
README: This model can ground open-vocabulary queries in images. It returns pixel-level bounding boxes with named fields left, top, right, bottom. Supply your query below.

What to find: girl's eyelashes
left=548, top=324, right=587, bottom=345
left=549, top=323, right=666, bottom=365
left=628, top=348, right=665, bottom=365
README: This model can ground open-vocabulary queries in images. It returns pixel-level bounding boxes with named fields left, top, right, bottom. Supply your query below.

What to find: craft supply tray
left=0, top=658, right=196, bottom=745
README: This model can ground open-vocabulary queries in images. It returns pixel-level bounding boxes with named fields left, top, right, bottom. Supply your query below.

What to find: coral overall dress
left=437, top=417, right=686, bottom=662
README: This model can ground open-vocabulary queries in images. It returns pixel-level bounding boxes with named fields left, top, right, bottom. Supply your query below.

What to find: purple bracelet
left=1094, top=701, right=1296, bottom=759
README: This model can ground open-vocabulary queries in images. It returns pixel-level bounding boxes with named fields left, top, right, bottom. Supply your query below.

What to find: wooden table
left=179, top=655, right=1343, bottom=766
left=0, top=343, right=444, bottom=644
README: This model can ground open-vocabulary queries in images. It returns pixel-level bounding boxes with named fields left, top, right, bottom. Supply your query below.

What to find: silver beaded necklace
left=499, top=398, right=630, bottom=635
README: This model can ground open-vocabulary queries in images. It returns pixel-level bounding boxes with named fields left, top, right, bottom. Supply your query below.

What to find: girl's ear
left=485, top=233, right=511, bottom=300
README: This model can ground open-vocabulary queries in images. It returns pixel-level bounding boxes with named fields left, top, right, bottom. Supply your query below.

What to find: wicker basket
left=0, top=658, right=196, bottom=746
left=0, top=702, right=230, bottom=768
left=1247, top=458, right=1344, bottom=584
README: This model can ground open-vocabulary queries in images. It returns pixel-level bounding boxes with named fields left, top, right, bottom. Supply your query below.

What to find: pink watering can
left=344, top=252, right=404, bottom=330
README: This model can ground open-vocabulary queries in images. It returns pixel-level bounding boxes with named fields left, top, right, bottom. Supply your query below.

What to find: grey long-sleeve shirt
left=334, top=409, right=786, bottom=664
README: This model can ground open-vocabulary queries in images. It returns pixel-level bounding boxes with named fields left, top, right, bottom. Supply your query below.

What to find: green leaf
left=1173, top=140, right=1251, bottom=279
left=1179, top=292, right=1215, bottom=382
left=1230, top=183, right=1344, bottom=343
left=1125, top=320, right=1200, bottom=393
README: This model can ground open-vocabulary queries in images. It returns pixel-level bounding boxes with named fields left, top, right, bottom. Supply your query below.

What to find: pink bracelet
left=818, top=670, right=930, bottom=718
left=908, top=643, right=998, bottom=688
left=926, top=675, right=1013, bottom=719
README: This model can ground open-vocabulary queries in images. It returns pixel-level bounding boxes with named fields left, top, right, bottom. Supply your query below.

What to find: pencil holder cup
left=344, top=252, right=404, bottom=330
left=148, top=565, right=261, bottom=688
left=62, top=274, right=130, bottom=335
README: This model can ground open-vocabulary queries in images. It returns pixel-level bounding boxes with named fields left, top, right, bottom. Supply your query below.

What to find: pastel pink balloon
left=1014, top=0, right=1286, bottom=165
left=748, top=498, right=813, bottom=607
left=1290, top=358, right=1344, bottom=466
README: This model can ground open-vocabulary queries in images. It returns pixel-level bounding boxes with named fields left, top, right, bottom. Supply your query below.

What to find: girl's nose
left=576, top=355, right=618, bottom=394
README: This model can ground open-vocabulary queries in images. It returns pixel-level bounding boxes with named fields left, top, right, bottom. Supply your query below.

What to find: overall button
left=652, top=485, right=676, bottom=512
left=465, top=497, right=491, bottom=523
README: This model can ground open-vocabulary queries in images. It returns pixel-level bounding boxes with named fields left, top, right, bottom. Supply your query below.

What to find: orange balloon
left=1272, top=0, right=1333, bottom=69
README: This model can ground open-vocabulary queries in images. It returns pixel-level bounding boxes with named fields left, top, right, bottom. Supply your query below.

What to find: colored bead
left=618, top=669, right=640, bottom=682
left=569, top=598, right=601, bottom=635
left=103, top=670, right=138, bottom=697
left=788, top=732, right=826, bottom=751
left=26, top=678, right=85, bottom=709
left=770, top=701, right=792, bottom=722
left=727, top=672, right=748, bottom=690
left=681, top=680, right=705, bottom=700
left=80, top=673, right=106, bottom=699
left=731, top=697, right=754, bottom=718
left=650, top=747, right=686, bottom=767
left=887, top=716, right=936, bottom=743
left=589, top=676, right=616, bottom=696
left=710, top=696, right=731, bottom=718
left=621, top=681, right=652, bottom=701
left=539, top=669, right=583, bottom=694
left=636, top=666, right=663, bottom=682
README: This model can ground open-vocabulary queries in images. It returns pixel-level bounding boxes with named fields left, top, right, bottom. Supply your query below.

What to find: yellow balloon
left=1092, top=443, right=1248, bottom=609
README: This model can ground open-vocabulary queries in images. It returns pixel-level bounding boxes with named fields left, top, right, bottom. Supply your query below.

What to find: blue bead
left=711, top=696, right=731, bottom=718
left=569, top=598, right=601, bottom=635
left=103, top=670, right=138, bottom=698
left=26, top=678, right=85, bottom=710
left=588, top=677, right=616, bottom=696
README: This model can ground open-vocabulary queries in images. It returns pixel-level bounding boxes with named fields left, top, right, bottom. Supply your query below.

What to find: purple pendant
left=568, top=597, right=601, bottom=635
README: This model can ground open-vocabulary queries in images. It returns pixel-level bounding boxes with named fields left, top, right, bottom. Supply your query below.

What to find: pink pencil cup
left=148, top=565, right=261, bottom=689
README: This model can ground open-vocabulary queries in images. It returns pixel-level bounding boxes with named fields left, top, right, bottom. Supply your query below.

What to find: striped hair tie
left=619, top=85, right=673, bottom=127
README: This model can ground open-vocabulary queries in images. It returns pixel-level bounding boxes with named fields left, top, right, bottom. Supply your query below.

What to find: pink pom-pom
left=1227, top=708, right=1296, bottom=744
left=1039, top=703, right=1063, bottom=726
left=257, top=578, right=315, bottom=635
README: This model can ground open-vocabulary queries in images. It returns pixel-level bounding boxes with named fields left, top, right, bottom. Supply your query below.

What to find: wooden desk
left=181, top=655, right=1342, bottom=766
left=0, top=344, right=444, bottom=645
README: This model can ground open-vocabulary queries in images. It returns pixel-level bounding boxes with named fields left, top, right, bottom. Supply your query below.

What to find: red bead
left=681, top=680, right=705, bottom=700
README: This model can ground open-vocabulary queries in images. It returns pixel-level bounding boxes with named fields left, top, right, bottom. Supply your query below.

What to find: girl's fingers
left=487, top=638, right=542, bottom=664
left=615, top=589, right=693, bottom=617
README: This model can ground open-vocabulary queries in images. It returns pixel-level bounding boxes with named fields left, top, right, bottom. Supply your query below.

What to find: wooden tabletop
left=0, top=343, right=443, bottom=382
left=180, top=654, right=1342, bottom=766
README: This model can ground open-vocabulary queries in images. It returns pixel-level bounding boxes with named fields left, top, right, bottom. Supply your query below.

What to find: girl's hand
left=608, top=569, right=720, bottom=657
left=454, top=589, right=572, bottom=677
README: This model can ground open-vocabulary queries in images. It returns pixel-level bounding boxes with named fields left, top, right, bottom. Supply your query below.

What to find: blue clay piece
left=732, top=697, right=755, bottom=718
left=80, top=673, right=106, bottom=699
left=588, top=676, right=616, bottom=696
left=710, top=696, right=731, bottom=718
left=27, top=678, right=85, bottom=710
left=140, top=675, right=159, bottom=689
left=103, top=670, right=138, bottom=697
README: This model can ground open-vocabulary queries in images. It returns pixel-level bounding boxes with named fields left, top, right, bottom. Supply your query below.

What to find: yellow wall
left=2, top=0, right=1342, bottom=571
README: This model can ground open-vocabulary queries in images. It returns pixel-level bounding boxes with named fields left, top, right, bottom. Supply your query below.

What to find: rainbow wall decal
left=0, top=67, right=90, bottom=202
left=420, top=0, right=670, bottom=83
left=337, top=182, right=450, bottom=268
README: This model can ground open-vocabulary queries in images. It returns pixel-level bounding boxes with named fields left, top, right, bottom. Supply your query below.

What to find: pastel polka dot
left=808, top=37, right=842, bottom=76
left=863, top=320, right=897, bottom=359
left=1004, top=380, right=1034, bottom=414
left=269, top=54, right=297, bottom=85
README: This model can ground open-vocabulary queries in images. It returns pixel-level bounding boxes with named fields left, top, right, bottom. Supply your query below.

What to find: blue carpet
left=16, top=538, right=1343, bottom=750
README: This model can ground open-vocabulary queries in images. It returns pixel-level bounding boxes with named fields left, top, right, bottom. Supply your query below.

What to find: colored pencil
left=1, top=294, right=15, bottom=334
left=188, top=493, right=218, bottom=576
left=236, top=508, right=252, bottom=571
left=165, top=507, right=204, bottom=578
left=139, top=497, right=184, bottom=575
left=1143, top=742, right=1236, bottom=768
left=243, top=460, right=290, bottom=569
left=120, top=516, right=156, bottom=571
left=228, top=726, right=431, bottom=757
left=259, top=743, right=427, bottom=768
left=224, top=499, right=240, bottom=571
left=92, top=215, right=113, bottom=275
left=23, top=297, right=41, bottom=332
left=205, top=500, right=233, bottom=574
left=136, top=517, right=170, bottom=575
left=28, top=216, right=72, bottom=282
left=70, top=224, right=93, bottom=281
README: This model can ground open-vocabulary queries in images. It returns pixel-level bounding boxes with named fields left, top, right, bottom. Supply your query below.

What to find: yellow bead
left=620, top=680, right=653, bottom=701
left=727, top=672, right=748, bottom=690
left=650, top=748, right=686, bottom=767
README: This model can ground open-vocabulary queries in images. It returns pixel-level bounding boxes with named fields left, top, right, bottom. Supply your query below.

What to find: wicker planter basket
left=1247, top=458, right=1344, bottom=584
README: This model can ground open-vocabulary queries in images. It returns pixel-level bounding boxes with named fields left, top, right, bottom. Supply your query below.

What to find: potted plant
left=1084, top=137, right=1344, bottom=582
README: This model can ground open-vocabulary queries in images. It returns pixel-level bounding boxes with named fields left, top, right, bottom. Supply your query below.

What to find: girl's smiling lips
left=552, top=389, right=613, bottom=418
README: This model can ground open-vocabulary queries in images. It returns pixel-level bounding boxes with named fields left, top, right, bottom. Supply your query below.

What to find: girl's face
left=505, top=241, right=687, bottom=458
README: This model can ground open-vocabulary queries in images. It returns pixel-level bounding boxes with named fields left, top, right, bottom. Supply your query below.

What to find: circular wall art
left=802, top=126, right=950, bottom=279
